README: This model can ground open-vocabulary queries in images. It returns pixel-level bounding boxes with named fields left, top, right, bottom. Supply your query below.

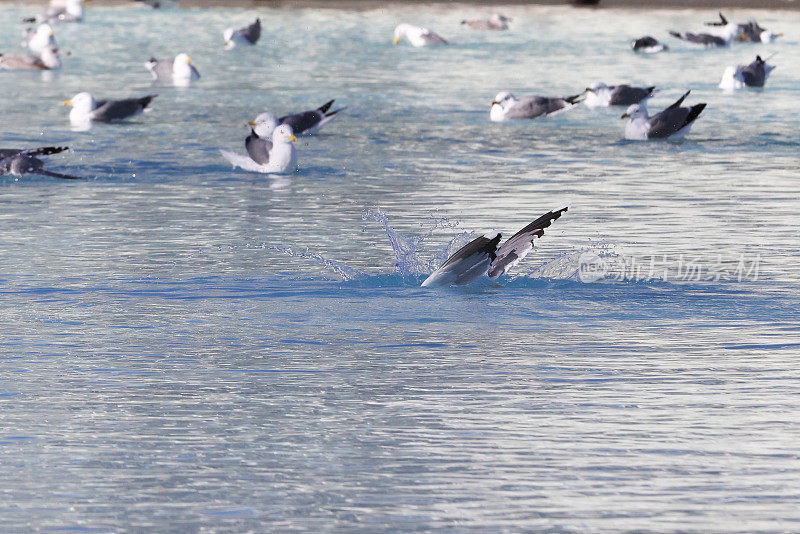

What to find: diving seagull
left=63, top=92, right=157, bottom=126
left=22, top=23, right=56, bottom=54
left=421, top=206, right=569, bottom=287
left=0, top=45, right=63, bottom=70
left=719, top=55, right=776, bottom=90
left=461, top=14, right=511, bottom=31
left=584, top=83, right=656, bottom=108
left=490, top=91, right=583, bottom=122
left=621, top=90, right=706, bottom=141
left=224, top=18, right=261, bottom=49
left=393, top=24, right=448, bottom=47
left=630, top=36, right=668, bottom=53
left=23, top=0, right=85, bottom=24
left=0, top=146, right=81, bottom=179
left=220, top=124, right=297, bottom=174
left=144, top=53, right=200, bottom=86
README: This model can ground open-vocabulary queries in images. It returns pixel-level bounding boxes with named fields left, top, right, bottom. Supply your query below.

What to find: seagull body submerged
left=621, top=90, right=706, bottom=141
left=584, top=83, right=655, bottom=108
left=224, top=18, right=261, bottom=49
left=719, top=55, right=775, bottom=90
left=144, top=53, right=200, bottom=86
left=490, top=91, right=583, bottom=122
left=393, top=23, right=448, bottom=47
left=630, top=36, right=668, bottom=53
left=0, top=146, right=81, bottom=179
left=421, top=206, right=569, bottom=287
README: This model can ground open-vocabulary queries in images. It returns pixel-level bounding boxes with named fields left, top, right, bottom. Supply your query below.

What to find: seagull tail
left=668, top=31, right=683, bottom=40
left=645, top=86, right=656, bottom=94
left=324, top=106, right=346, bottom=118
left=140, top=94, right=158, bottom=108
left=22, top=146, right=69, bottom=158
left=317, top=99, right=335, bottom=113
left=681, top=103, right=706, bottom=130
left=21, top=16, right=36, bottom=23
left=666, top=90, right=691, bottom=110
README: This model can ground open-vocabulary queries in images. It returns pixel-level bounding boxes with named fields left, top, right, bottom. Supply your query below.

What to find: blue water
left=2, top=3, right=800, bottom=531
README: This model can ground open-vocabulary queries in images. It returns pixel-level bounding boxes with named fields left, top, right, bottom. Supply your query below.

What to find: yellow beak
left=490, top=100, right=499, bottom=106
left=740, top=33, right=748, bottom=40
left=186, top=57, right=192, bottom=63
left=392, top=37, right=400, bottom=45
left=288, top=135, right=297, bottom=142
left=63, top=100, right=72, bottom=106
left=49, top=30, right=54, bottom=36
left=248, top=121, right=257, bottom=127
left=585, top=87, right=594, bottom=93
left=620, top=113, right=630, bottom=119
left=775, top=33, right=784, bottom=38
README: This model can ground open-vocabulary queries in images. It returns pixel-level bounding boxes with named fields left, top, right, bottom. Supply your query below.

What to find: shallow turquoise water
left=1, top=3, right=800, bottom=531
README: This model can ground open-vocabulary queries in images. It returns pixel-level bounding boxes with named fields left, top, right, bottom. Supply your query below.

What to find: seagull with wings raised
left=421, top=206, right=568, bottom=287
left=620, top=90, right=706, bottom=141
left=0, top=146, right=81, bottom=180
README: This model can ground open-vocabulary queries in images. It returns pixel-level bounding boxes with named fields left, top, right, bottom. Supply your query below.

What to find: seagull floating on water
left=144, top=53, right=200, bottom=86
left=421, top=206, right=569, bottom=287
left=630, top=36, right=668, bottom=53
left=220, top=124, right=298, bottom=174
left=461, top=13, right=511, bottom=31
left=23, top=0, right=85, bottom=24
left=719, top=55, right=776, bottom=91
left=705, top=12, right=781, bottom=43
left=393, top=24, right=448, bottom=47
left=0, top=45, right=62, bottom=70
left=621, top=90, right=706, bottom=141
left=669, top=21, right=738, bottom=48
left=490, top=91, right=583, bottom=122
left=0, top=146, right=81, bottom=179
left=224, top=18, right=261, bottom=49
left=63, top=92, right=157, bottom=127
left=245, top=100, right=344, bottom=137
left=22, top=24, right=56, bottom=54
left=584, top=83, right=656, bottom=108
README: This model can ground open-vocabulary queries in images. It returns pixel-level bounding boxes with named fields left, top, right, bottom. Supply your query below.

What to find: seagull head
left=248, top=112, right=279, bottom=138
left=621, top=104, right=646, bottom=120
left=393, top=24, right=407, bottom=45
left=491, top=91, right=516, bottom=109
left=223, top=28, right=235, bottom=47
left=585, top=82, right=608, bottom=93
left=273, top=124, right=297, bottom=144
left=63, top=92, right=94, bottom=112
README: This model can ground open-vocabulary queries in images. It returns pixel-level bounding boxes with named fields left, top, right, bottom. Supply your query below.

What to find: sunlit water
left=2, top=3, right=800, bottom=531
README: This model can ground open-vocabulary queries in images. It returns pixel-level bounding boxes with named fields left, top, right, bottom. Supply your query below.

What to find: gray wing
left=245, top=133, right=272, bottom=165
left=609, top=85, right=653, bottom=106
left=0, top=53, right=46, bottom=70
left=741, top=60, right=765, bottom=87
left=92, top=96, right=154, bottom=121
left=487, top=206, right=569, bottom=279
left=421, top=30, right=447, bottom=45
left=238, top=18, right=261, bottom=44
left=462, top=20, right=491, bottom=30
left=151, top=59, right=173, bottom=79
left=507, top=96, right=571, bottom=119
left=421, top=233, right=502, bottom=286
left=0, top=149, right=22, bottom=159
left=647, top=103, right=706, bottom=138
left=280, top=111, right=323, bottom=134
left=670, top=31, right=726, bottom=46
left=189, top=64, right=200, bottom=79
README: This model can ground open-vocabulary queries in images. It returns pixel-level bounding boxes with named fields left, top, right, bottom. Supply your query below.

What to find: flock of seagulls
left=0, top=2, right=785, bottom=286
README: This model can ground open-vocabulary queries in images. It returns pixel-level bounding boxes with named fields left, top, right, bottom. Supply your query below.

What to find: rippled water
left=2, top=3, right=799, bottom=531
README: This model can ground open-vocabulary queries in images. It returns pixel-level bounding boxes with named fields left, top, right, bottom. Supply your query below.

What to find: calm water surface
left=1, top=3, right=799, bottom=531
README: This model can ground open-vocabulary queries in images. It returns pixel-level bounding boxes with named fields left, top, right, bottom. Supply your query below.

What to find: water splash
left=274, top=246, right=366, bottom=282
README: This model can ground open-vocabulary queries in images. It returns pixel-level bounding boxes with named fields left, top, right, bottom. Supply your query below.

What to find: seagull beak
left=585, top=87, right=594, bottom=93
left=63, top=100, right=72, bottom=106
left=620, top=113, right=629, bottom=119
left=288, top=135, right=297, bottom=142
left=740, top=32, right=748, bottom=40
left=49, top=29, right=54, bottom=36
left=490, top=100, right=499, bottom=106
left=58, top=49, right=71, bottom=56
left=248, top=121, right=257, bottom=127
left=775, top=33, right=783, bottom=38
left=392, top=37, right=400, bottom=45
left=186, top=57, right=192, bottom=63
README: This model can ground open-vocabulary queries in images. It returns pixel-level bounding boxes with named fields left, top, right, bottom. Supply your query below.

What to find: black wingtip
left=22, top=17, right=36, bottom=23
left=317, top=99, right=335, bottom=113
left=646, top=86, right=656, bottom=93
left=668, top=31, right=681, bottom=39
left=756, top=55, right=763, bottom=62
left=681, top=103, right=706, bottom=130
left=719, top=11, right=728, bottom=24
left=564, top=93, right=584, bottom=104
left=25, top=146, right=70, bottom=157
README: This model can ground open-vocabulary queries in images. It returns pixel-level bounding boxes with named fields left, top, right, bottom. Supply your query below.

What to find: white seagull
left=421, top=206, right=569, bottom=287
left=23, top=0, right=86, bottom=24
left=620, top=90, right=706, bottom=141
left=21, top=23, right=56, bottom=54
left=63, top=92, right=156, bottom=127
left=393, top=23, right=448, bottom=47
left=490, top=91, right=583, bottom=122
left=221, top=124, right=298, bottom=174
left=584, top=83, right=656, bottom=108
left=144, top=53, right=200, bottom=86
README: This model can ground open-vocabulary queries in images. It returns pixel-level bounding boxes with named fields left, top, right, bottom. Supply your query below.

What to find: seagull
left=421, top=206, right=569, bottom=287
left=490, top=91, right=583, bottom=122
left=705, top=12, right=781, bottom=43
left=224, top=18, right=261, bottom=49
left=144, top=53, right=199, bottom=86
left=720, top=55, right=775, bottom=90
left=669, top=20, right=738, bottom=48
left=0, top=146, right=81, bottom=179
left=461, top=13, right=511, bottom=30
left=21, top=24, right=56, bottom=54
left=630, top=36, right=668, bottom=53
left=0, top=45, right=62, bottom=70
left=220, top=124, right=297, bottom=174
left=278, top=100, right=345, bottom=135
left=620, top=90, right=706, bottom=141
left=23, top=0, right=86, bottom=24
left=584, top=83, right=656, bottom=107
left=393, top=24, right=448, bottom=47
left=63, top=92, right=157, bottom=126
